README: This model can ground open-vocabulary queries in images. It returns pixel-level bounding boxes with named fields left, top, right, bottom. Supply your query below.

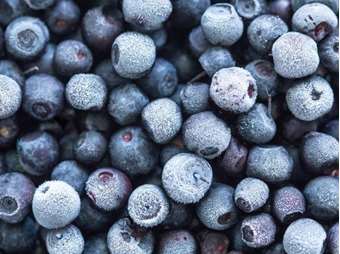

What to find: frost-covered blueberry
left=180, top=83, right=210, bottom=115
left=0, top=75, right=22, bottom=119
left=234, top=0, right=267, bottom=20
left=188, top=26, right=211, bottom=57
left=319, top=31, right=339, bottom=73
left=327, top=223, right=339, bottom=254
left=161, top=200, right=193, bottom=229
left=158, top=230, right=197, bottom=254
left=84, top=234, right=109, bottom=254
left=94, top=59, right=127, bottom=89
left=0, top=60, right=24, bottom=86
left=322, top=119, right=339, bottom=140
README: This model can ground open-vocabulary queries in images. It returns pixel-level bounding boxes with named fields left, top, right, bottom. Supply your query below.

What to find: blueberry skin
left=59, top=132, right=78, bottom=161
left=0, top=0, right=29, bottom=26
left=199, top=47, right=235, bottom=77
left=79, top=111, right=112, bottom=135
left=24, top=43, right=56, bottom=75
left=180, top=82, right=210, bottom=115
left=94, top=59, right=128, bottom=89
left=197, top=230, right=230, bottom=254
left=0, top=74, right=22, bottom=120
left=108, top=84, right=149, bottom=126
left=327, top=223, right=339, bottom=254
left=82, top=6, right=124, bottom=53
left=291, top=0, right=339, bottom=12
left=23, top=74, right=65, bottom=121
left=322, top=119, right=339, bottom=140
left=0, top=116, right=19, bottom=148
left=0, top=216, right=39, bottom=253
left=282, top=116, right=318, bottom=143
left=304, top=176, right=339, bottom=221
left=262, top=243, right=285, bottom=254
left=5, top=16, right=49, bottom=60
left=188, top=26, right=211, bottom=57
left=0, top=172, right=35, bottom=223
left=247, top=15, right=288, bottom=54
left=139, top=58, right=178, bottom=99
left=24, top=0, right=55, bottom=10
left=319, top=31, right=339, bottom=72
left=46, top=0, right=80, bottom=35
left=109, top=126, right=159, bottom=176
left=0, top=60, right=24, bottom=87
left=160, top=144, right=187, bottom=166
left=158, top=230, right=197, bottom=254
left=4, top=149, right=25, bottom=174
left=0, top=27, right=4, bottom=57
left=17, top=131, right=59, bottom=176
left=148, top=28, right=167, bottom=50
left=268, top=0, right=293, bottom=24
left=84, top=234, right=109, bottom=254
left=51, top=160, right=88, bottom=194
left=161, top=200, right=193, bottom=229
left=234, top=0, right=267, bottom=20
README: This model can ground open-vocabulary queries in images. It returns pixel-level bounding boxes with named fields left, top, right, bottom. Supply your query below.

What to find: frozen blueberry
left=199, top=47, right=235, bottom=77
left=189, top=26, right=211, bottom=57
left=17, top=131, right=59, bottom=176
left=0, top=172, right=35, bottom=223
left=5, top=16, right=49, bottom=60
left=180, top=82, right=210, bottom=115
left=4, top=149, right=25, bottom=173
left=111, top=32, right=156, bottom=79
left=46, top=0, right=80, bottom=35
left=210, top=67, right=257, bottom=113
left=247, top=15, right=288, bottom=54
left=196, top=183, right=238, bottom=230
left=269, top=0, right=292, bottom=23
left=283, top=218, right=326, bottom=254
left=319, top=31, right=339, bottom=72
left=82, top=6, right=123, bottom=53
left=182, top=111, right=231, bottom=159
left=301, top=132, right=339, bottom=174
left=23, top=74, right=64, bottom=121
left=245, top=60, right=280, bottom=100
left=0, top=74, right=22, bottom=120
left=51, top=160, right=88, bottom=194
left=24, top=0, right=54, bottom=10
left=54, top=40, right=93, bottom=77
left=201, top=3, right=244, bottom=46
left=24, top=43, right=56, bottom=75
left=162, top=153, right=212, bottom=204
left=234, top=0, right=267, bottom=20
left=107, top=217, right=154, bottom=254
left=272, top=32, right=319, bottom=78
left=0, top=117, right=19, bottom=148
left=66, top=74, right=107, bottom=111
left=170, top=84, right=185, bottom=107
left=304, top=176, right=338, bottom=221
left=327, top=223, right=339, bottom=254
left=79, top=111, right=112, bottom=134
left=247, top=145, right=293, bottom=183
left=282, top=116, right=318, bottom=142
left=160, top=144, right=187, bottom=166
left=322, top=119, right=339, bottom=140
left=273, top=186, right=306, bottom=224
left=292, top=3, right=338, bottom=41
left=94, top=59, right=127, bottom=89
left=122, top=0, right=172, bottom=31
left=139, top=58, right=178, bottom=99
left=158, top=230, right=197, bottom=254
left=148, top=28, right=167, bottom=50
left=108, top=84, right=149, bottom=126
left=84, top=234, right=109, bottom=254
left=142, top=98, right=182, bottom=144
left=234, top=177, right=269, bottom=213
left=291, top=0, right=339, bottom=12
left=241, top=213, right=276, bottom=248
left=109, top=126, right=159, bottom=176
left=45, top=224, right=84, bottom=254
left=0, top=0, right=29, bottom=26
left=237, top=103, right=276, bottom=144
left=85, top=168, right=132, bottom=212
left=32, top=180, right=81, bottom=229
left=161, top=200, right=193, bottom=229
left=0, top=60, right=24, bottom=86
left=197, top=230, right=230, bottom=254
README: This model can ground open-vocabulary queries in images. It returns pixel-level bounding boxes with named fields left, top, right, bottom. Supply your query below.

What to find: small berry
left=158, top=230, right=197, bottom=254
left=327, top=223, right=339, bottom=254
left=180, top=82, right=210, bottom=115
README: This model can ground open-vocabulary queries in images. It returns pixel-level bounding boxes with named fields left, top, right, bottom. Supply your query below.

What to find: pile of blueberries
left=0, top=0, right=338, bottom=253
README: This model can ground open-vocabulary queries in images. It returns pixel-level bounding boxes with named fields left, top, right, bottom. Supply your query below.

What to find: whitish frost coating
left=201, top=3, right=244, bottom=46
left=210, top=67, right=257, bottom=113
left=32, top=180, right=81, bottom=229
left=128, top=184, right=169, bottom=228
left=283, top=218, right=326, bottom=254
left=286, top=76, right=334, bottom=121
left=24, top=0, right=55, bottom=10
left=328, top=223, right=339, bottom=254
left=0, top=74, right=22, bottom=119
left=158, top=230, right=197, bottom=254
left=142, top=98, right=182, bottom=144
left=112, top=32, right=156, bottom=79
left=46, top=224, right=84, bottom=254
left=272, top=32, right=319, bottom=78
left=162, top=153, right=213, bottom=204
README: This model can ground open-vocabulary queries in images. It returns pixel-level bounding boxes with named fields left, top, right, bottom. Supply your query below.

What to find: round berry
left=0, top=74, right=22, bottom=119
left=158, top=230, right=197, bottom=254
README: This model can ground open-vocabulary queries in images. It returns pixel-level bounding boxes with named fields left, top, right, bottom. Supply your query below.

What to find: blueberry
left=139, top=58, right=178, bottom=99
left=0, top=0, right=29, bottom=26
left=86, top=168, right=132, bottom=212
left=108, top=83, right=149, bottom=126
left=24, top=43, right=56, bottom=75
left=24, top=0, right=54, bottom=10
left=84, top=234, right=109, bottom=254
left=17, top=131, right=59, bottom=176
left=182, top=111, right=231, bottom=159
left=247, top=15, right=288, bottom=54
left=161, top=200, right=193, bottom=229
left=234, top=0, right=267, bottom=20
left=82, top=6, right=124, bottom=53
left=0, top=74, right=22, bottom=120
left=234, top=177, right=269, bottom=213
left=304, top=176, right=338, bottom=221
left=0, top=172, right=35, bottom=223
left=199, top=47, right=235, bottom=77
left=46, top=0, right=80, bottom=35
left=291, top=0, right=339, bottom=12
left=45, top=224, right=84, bottom=254
left=148, top=28, right=167, bottom=50
left=4, top=149, right=25, bottom=173
left=158, top=230, right=197, bottom=254
left=162, top=153, right=212, bottom=204
left=247, top=145, right=293, bottom=183
left=201, top=4, right=244, bottom=46
left=107, top=217, right=154, bottom=254
left=5, top=16, right=49, bottom=60
left=59, top=132, right=78, bottom=161
left=111, top=32, right=156, bottom=79
left=188, top=26, right=211, bottom=57
left=196, top=183, right=238, bottom=230
left=292, top=3, right=338, bottom=41
left=322, top=119, right=339, bottom=140
left=282, top=116, right=318, bottom=142
left=197, top=230, right=230, bottom=254
left=230, top=223, right=252, bottom=253
left=51, top=160, right=88, bottom=194
left=272, top=32, right=319, bottom=79
left=245, top=60, right=280, bottom=100
left=327, top=223, right=339, bottom=254
left=54, top=40, right=93, bottom=77
left=160, top=144, right=187, bottom=166
left=142, top=98, right=182, bottom=144
left=319, top=31, right=339, bottom=72
left=180, top=82, right=210, bottom=115
left=283, top=218, right=327, bottom=254
left=268, top=0, right=292, bottom=24
left=301, top=132, right=339, bottom=174
left=0, top=60, right=24, bottom=86
left=170, top=83, right=185, bottom=107
left=273, top=186, right=306, bottom=224
left=94, top=59, right=128, bottom=89
left=241, top=213, right=276, bottom=248
left=79, top=111, right=112, bottom=134
left=0, top=116, right=19, bottom=148
left=66, top=74, right=107, bottom=111
left=109, top=126, right=159, bottom=176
